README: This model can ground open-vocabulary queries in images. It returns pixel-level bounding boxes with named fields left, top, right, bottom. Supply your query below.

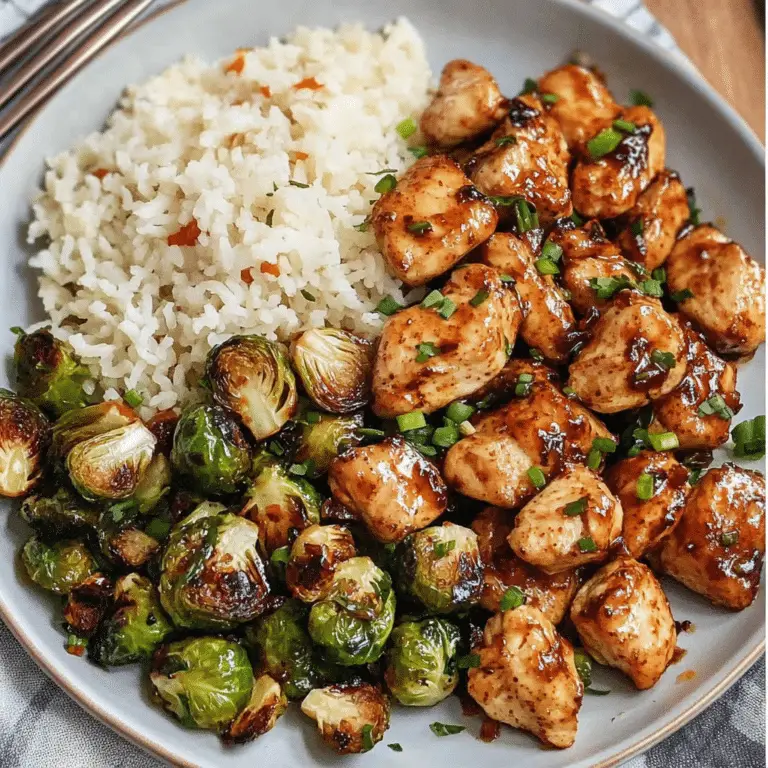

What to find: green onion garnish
left=587, top=128, right=623, bottom=159
left=528, top=466, right=546, bottom=489
left=446, top=402, right=475, bottom=424
left=434, top=539, right=457, bottom=558
left=357, top=427, right=386, bottom=439
left=589, top=275, right=634, bottom=299
left=438, top=298, right=457, bottom=319
left=530, top=348, right=544, bottom=362
left=563, top=386, right=577, bottom=398
left=305, top=410, right=321, bottom=424
left=613, top=118, right=637, bottom=134
left=698, top=394, right=734, bottom=420
left=574, top=648, right=592, bottom=687
left=457, top=653, right=481, bottom=669
left=124, top=389, right=143, bottom=408
left=670, top=288, right=694, bottom=302
left=564, top=497, right=588, bottom=516
left=522, top=77, right=538, bottom=94
left=731, top=415, right=766, bottom=460
left=374, top=174, right=397, bottom=194
left=499, top=585, right=526, bottom=610
left=636, top=473, right=655, bottom=500
left=515, top=373, right=534, bottom=397
left=571, top=210, right=585, bottom=226
left=289, top=180, right=309, bottom=188
left=586, top=448, right=602, bottom=470
left=430, top=723, right=466, bottom=737
left=469, top=290, right=489, bottom=307
left=541, top=92, right=559, bottom=104
left=416, top=444, right=438, bottom=457
left=145, top=518, right=171, bottom=541
left=593, top=437, right=618, bottom=454
left=415, top=342, right=440, bottom=363
left=361, top=724, right=375, bottom=752
left=720, top=530, right=739, bottom=548
left=651, top=349, right=676, bottom=371
left=397, top=411, right=427, bottom=432
left=639, top=278, right=664, bottom=297
left=288, top=459, right=315, bottom=476
left=376, top=295, right=403, bottom=316
left=495, top=136, right=517, bottom=146
left=388, top=744, right=404, bottom=752
left=421, top=289, right=444, bottom=308
left=407, top=220, right=433, bottom=235
left=631, top=217, right=644, bottom=236
left=500, top=273, right=516, bottom=283
left=652, top=267, right=666, bottom=283
left=397, top=117, right=417, bottom=139
left=686, top=187, right=702, bottom=226
left=514, top=199, right=539, bottom=233
left=648, top=431, right=679, bottom=451
left=535, top=257, right=560, bottom=275
left=408, top=146, right=429, bottom=159
left=301, top=289, right=316, bottom=301
left=577, top=536, right=598, bottom=553
left=270, top=546, right=291, bottom=564
left=541, top=240, right=563, bottom=262
left=629, top=89, right=654, bottom=107
left=432, top=423, right=459, bottom=448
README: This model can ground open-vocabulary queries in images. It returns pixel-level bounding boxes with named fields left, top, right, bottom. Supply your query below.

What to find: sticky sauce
left=676, top=670, right=696, bottom=683
left=479, top=717, right=501, bottom=743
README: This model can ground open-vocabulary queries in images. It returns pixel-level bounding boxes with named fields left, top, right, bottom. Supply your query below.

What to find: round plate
left=0, top=0, right=763, bottom=766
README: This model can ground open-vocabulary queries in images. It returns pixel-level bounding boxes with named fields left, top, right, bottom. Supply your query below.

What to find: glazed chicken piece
left=651, top=319, right=741, bottom=450
left=605, top=451, right=689, bottom=559
left=570, top=557, right=676, bottom=690
left=444, top=370, right=613, bottom=508
left=566, top=292, right=687, bottom=413
left=550, top=219, right=639, bottom=315
left=665, top=224, right=766, bottom=357
left=472, top=506, right=579, bottom=623
left=615, top=170, right=690, bottom=270
left=371, top=155, right=498, bottom=287
left=327, top=437, right=447, bottom=543
left=420, top=59, right=508, bottom=147
left=508, top=464, right=623, bottom=573
left=468, top=357, right=559, bottom=408
left=571, top=106, right=665, bottom=219
left=372, top=263, right=521, bottom=417
left=468, top=606, right=583, bottom=749
left=648, top=464, right=765, bottom=610
left=536, top=64, right=619, bottom=150
left=467, top=94, right=572, bottom=226
left=478, top=232, right=576, bottom=363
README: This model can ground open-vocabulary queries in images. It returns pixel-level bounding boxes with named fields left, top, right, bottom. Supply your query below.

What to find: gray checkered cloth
left=0, top=1, right=763, bottom=766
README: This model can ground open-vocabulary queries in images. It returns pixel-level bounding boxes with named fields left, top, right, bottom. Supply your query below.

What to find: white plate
left=0, top=0, right=764, bottom=766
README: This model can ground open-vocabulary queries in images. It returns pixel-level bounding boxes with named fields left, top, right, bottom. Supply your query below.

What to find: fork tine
left=0, top=0, right=128, bottom=111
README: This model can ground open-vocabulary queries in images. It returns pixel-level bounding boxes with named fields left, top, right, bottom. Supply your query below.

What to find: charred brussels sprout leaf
left=13, top=329, right=98, bottom=417
left=241, top=458, right=321, bottom=555
left=294, top=412, right=363, bottom=476
left=132, top=453, right=171, bottom=513
left=0, top=389, right=51, bottom=498
left=150, top=637, right=253, bottom=732
left=223, top=673, right=287, bottom=744
left=290, top=329, right=374, bottom=414
left=63, top=573, right=113, bottom=636
left=396, top=523, right=483, bottom=614
left=20, top=486, right=99, bottom=535
left=171, top=404, right=252, bottom=496
left=308, top=556, right=395, bottom=665
left=22, top=535, right=97, bottom=594
left=97, top=503, right=160, bottom=568
left=384, top=618, right=461, bottom=706
left=206, top=335, right=297, bottom=441
left=90, top=573, right=173, bottom=666
left=159, top=503, right=270, bottom=630
left=52, top=401, right=138, bottom=459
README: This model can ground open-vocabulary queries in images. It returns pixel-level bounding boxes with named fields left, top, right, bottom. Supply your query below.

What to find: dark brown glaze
left=146, top=409, right=179, bottom=456
left=460, top=689, right=484, bottom=717
left=670, top=646, right=687, bottom=665
left=468, top=357, right=560, bottom=411
left=479, top=717, right=501, bottom=742
left=605, top=451, right=690, bottom=559
left=320, top=497, right=359, bottom=523
left=63, top=573, right=113, bottom=636
left=600, top=123, right=651, bottom=179
left=652, top=319, right=742, bottom=450
left=649, top=464, right=766, bottom=610
left=627, top=334, right=674, bottom=392
left=675, top=619, right=695, bottom=634
left=241, top=490, right=316, bottom=556
left=506, top=97, right=540, bottom=127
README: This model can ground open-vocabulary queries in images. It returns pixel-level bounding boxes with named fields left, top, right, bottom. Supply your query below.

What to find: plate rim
left=0, top=1, right=763, bottom=766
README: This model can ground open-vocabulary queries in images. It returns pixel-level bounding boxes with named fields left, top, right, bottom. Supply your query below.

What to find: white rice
left=27, top=19, right=431, bottom=417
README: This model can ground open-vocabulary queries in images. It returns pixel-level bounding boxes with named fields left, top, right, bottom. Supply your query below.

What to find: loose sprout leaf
left=288, top=459, right=315, bottom=476
left=362, top=724, right=375, bottom=752
left=573, top=648, right=592, bottom=687
left=374, top=174, right=397, bottom=194
left=396, top=117, right=417, bottom=139
left=270, top=546, right=290, bottom=564
left=430, top=722, right=466, bottom=737
left=388, top=744, right=404, bottom=752
left=629, top=88, right=654, bottom=107
left=457, top=653, right=481, bottom=669
left=499, top=585, right=525, bottom=611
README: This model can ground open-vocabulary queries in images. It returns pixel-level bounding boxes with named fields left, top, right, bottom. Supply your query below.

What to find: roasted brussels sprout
left=13, top=328, right=97, bottom=417
left=21, top=535, right=97, bottom=594
left=150, top=637, right=254, bottom=732
left=241, top=458, right=322, bottom=554
left=301, top=682, right=390, bottom=754
left=286, top=524, right=357, bottom=602
left=396, top=523, right=484, bottom=614
left=206, top=335, right=298, bottom=441
left=308, top=556, right=396, bottom=665
left=146, top=409, right=179, bottom=456
left=159, top=503, right=270, bottom=630
left=20, top=486, right=99, bottom=535
left=384, top=617, right=461, bottom=706
left=132, top=453, right=171, bottom=513
left=170, top=404, right=252, bottom=496
left=245, top=598, right=334, bottom=699
left=0, top=389, right=50, bottom=498
left=293, top=412, right=363, bottom=476
left=223, top=673, right=287, bottom=744
left=90, top=573, right=173, bottom=666
left=52, top=401, right=138, bottom=458
left=63, top=573, right=113, bottom=636
left=97, top=504, right=160, bottom=568
left=66, top=420, right=156, bottom=502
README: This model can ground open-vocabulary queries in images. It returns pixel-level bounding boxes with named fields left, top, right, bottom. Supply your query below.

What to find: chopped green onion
left=487, top=195, right=520, bottom=206
left=407, top=220, right=433, bottom=235
left=495, top=136, right=517, bottom=146
left=446, top=402, right=475, bottom=423
left=541, top=240, right=563, bottom=262
left=458, top=420, right=476, bottom=436
left=268, top=440, right=285, bottom=456
left=397, top=411, right=427, bottom=432
left=66, top=633, right=88, bottom=653
left=300, top=289, right=316, bottom=301
left=612, top=118, right=637, bottom=133
left=670, top=288, right=694, bottom=302
left=698, top=394, right=734, bottom=420
left=396, top=117, right=417, bottom=139
left=564, top=497, right=588, bottom=516
left=415, top=342, right=440, bottom=363
left=535, top=257, right=560, bottom=275
left=639, top=278, right=664, bottom=297
left=289, top=459, right=315, bottom=477
left=574, top=649, right=592, bottom=687
left=541, top=92, right=559, bottom=104
left=376, top=295, right=403, bottom=316
left=686, top=187, right=702, bottom=226
left=652, top=267, right=667, bottom=283
left=438, top=298, right=457, bottom=319
left=434, top=539, right=457, bottom=558
left=636, top=473, right=655, bottom=500
left=577, top=536, right=598, bottom=553
left=500, top=273, right=516, bottom=283
left=409, top=145, right=429, bottom=159
left=367, top=168, right=398, bottom=176
left=388, top=744, right=403, bottom=752
left=515, top=372, right=534, bottom=397
left=571, top=211, right=585, bottom=226
left=430, top=723, right=466, bottom=737
left=587, top=128, right=623, bottom=158
left=648, top=431, right=679, bottom=451
left=416, top=444, right=438, bottom=457
left=457, top=653, right=481, bottom=669
left=270, top=546, right=291, bottom=564
left=265, top=210, right=275, bottom=227
left=499, top=585, right=526, bottom=611
left=631, top=217, right=644, bottom=236
left=530, top=348, right=544, bottom=362
left=145, top=517, right=172, bottom=541
left=731, top=415, right=766, bottom=460
left=289, top=180, right=310, bottom=188
left=421, top=289, right=444, bottom=309
left=586, top=449, right=602, bottom=470
left=586, top=687, right=611, bottom=696
left=504, top=337, right=513, bottom=357
left=361, top=724, right=375, bottom=752
left=651, top=349, right=676, bottom=370
left=689, top=468, right=703, bottom=485
left=629, top=89, right=654, bottom=107
left=589, top=275, right=634, bottom=299
left=374, top=174, right=397, bottom=194
left=124, top=390, right=143, bottom=408
left=357, top=427, right=386, bottom=439
left=469, top=290, right=489, bottom=307
left=514, top=199, right=539, bottom=233
left=522, top=77, right=538, bottom=94
left=593, top=437, right=618, bottom=454
left=9, top=326, right=24, bottom=336
left=720, top=530, right=740, bottom=548
left=528, top=466, right=546, bottom=489
left=305, top=410, right=321, bottom=424
left=563, top=386, right=577, bottom=398
left=432, top=424, right=459, bottom=448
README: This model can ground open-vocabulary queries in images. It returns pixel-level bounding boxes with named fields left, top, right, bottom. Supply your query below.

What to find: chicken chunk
left=479, top=232, right=576, bottom=362
left=605, top=451, right=690, bottom=559
left=550, top=219, right=639, bottom=315
left=508, top=464, right=623, bottom=573
left=648, top=464, right=765, bottom=610
left=472, top=506, right=579, bottom=623
left=665, top=224, right=766, bottom=357
left=566, top=292, right=687, bottom=413
left=652, top=320, right=741, bottom=450
left=537, top=64, right=619, bottom=150
left=467, top=94, right=572, bottom=226
left=615, top=170, right=690, bottom=270
left=327, top=437, right=447, bottom=543
left=571, top=106, right=665, bottom=219
left=468, top=357, right=560, bottom=409
left=420, top=59, right=508, bottom=147
left=570, top=558, right=676, bottom=690
left=444, top=373, right=612, bottom=508
left=467, top=606, right=583, bottom=749
left=372, top=263, right=521, bottom=417
left=371, top=155, right=498, bottom=287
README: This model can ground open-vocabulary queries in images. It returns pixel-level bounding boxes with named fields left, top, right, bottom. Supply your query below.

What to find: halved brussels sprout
left=150, top=637, right=254, bottom=732
left=63, top=573, right=113, bottom=637
left=22, top=535, right=97, bottom=594
left=146, top=409, right=179, bottom=457
left=290, top=329, right=374, bottom=414
left=97, top=503, right=160, bottom=568
left=20, top=486, right=99, bottom=536
left=223, top=674, right=287, bottom=744
left=171, top=404, right=252, bottom=496
left=396, top=522, right=483, bottom=614
left=384, top=617, right=461, bottom=706
left=13, top=328, right=97, bottom=417
left=301, top=682, right=390, bottom=754
left=132, top=453, right=171, bottom=513
left=294, top=412, right=363, bottom=477
left=0, top=389, right=51, bottom=498
left=308, top=556, right=396, bottom=665
left=52, top=401, right=138, bottom=459
left=241, top=458, right=321, bottom=555
left=206, top=335, right=298, bottom=441
left=159, top=504, right=270, bottom=630
left=90, top=573, right=173, bottom=667
left=286, top=524, right=357, bottom=603
left=66, top=420, right=156, bottom=502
